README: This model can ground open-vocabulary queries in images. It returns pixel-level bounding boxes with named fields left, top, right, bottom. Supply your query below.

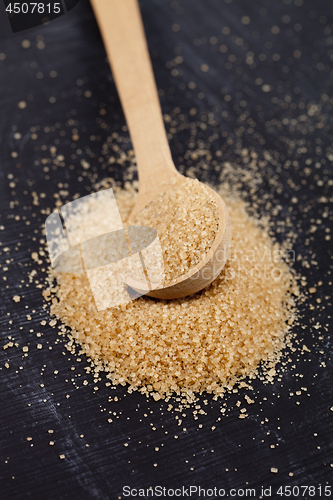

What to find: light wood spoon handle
left=91, top=0, right=180, bottom=216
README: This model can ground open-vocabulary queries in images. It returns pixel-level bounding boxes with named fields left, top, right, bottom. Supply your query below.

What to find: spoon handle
left=91, top=0, right=179, bottom=200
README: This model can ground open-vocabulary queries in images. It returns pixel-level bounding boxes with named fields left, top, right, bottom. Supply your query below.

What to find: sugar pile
left=133, top=176, right=219, bottom=283
left=47, top=182, right=299, bottom=402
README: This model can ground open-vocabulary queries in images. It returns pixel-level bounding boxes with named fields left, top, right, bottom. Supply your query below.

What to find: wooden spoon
left=91, top=0, right=231, bottom=299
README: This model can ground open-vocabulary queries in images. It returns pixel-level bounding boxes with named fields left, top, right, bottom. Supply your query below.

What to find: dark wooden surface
left=0, top=1, right=332, bottom=499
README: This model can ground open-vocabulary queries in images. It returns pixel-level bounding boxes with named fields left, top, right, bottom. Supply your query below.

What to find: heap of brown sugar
left=133, top=176, right=219, bottom=283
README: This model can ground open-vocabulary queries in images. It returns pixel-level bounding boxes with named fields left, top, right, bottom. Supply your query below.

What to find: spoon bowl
left=127, top=185, right=231, bottom=299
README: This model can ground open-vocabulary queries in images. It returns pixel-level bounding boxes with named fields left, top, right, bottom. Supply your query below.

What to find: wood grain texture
left=91, top=0, right=180, bottom=217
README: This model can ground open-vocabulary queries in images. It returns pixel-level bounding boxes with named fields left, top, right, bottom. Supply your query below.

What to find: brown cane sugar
left=132, top=176, right=219, bottom=283
left=47, top=182, right=299, bottom=402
